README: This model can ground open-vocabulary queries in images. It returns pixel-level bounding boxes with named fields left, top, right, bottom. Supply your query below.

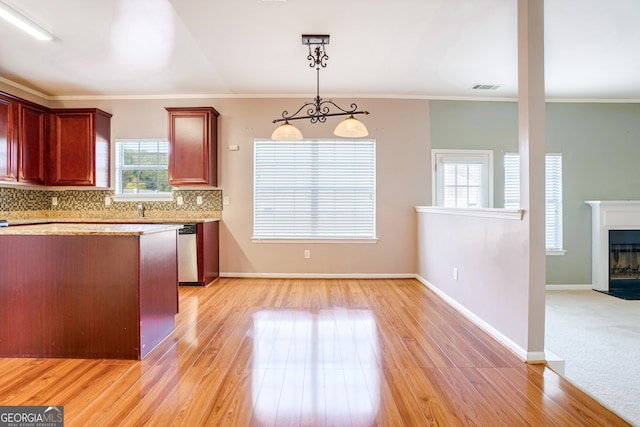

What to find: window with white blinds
left=443, top=162, right=484, bottom=208
left=115, top=139, right=170, bottom=195
left=432, top=150, right=493, bottom=208
left=504, top=153, right=563, bottom=251
left=254, top=139, right=376, bottom=240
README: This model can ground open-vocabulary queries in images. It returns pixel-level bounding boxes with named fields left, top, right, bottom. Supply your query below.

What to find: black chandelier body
left=272, top=97, right=369, bottom=125
left=272, top=35, right=369, bottom=126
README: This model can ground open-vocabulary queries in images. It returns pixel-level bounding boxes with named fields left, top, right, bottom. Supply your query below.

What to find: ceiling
left=0, top=0, right=639, bottom=100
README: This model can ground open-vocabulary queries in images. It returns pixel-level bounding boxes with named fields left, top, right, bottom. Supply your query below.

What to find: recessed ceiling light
left=0, top=1, right=52, bottom=41
left=472, top=84, right=501, bottom=90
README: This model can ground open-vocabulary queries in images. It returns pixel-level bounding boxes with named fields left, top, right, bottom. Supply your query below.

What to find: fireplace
left=586, top=200, right=640, bottom=291
left=609, top=230, right=640, bottom=291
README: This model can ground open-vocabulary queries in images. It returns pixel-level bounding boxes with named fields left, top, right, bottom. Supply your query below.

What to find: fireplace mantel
left=586, top=200, right=640, bottom=290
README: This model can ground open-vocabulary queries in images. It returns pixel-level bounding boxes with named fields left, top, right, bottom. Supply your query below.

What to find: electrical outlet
left=453, top=267, right=459, bottom=281
left=223, top=196, right=229, bottom=206
left=51, top=196, right=58, bottom=206
left=104, top=196, right=111, bottom=206
left=304, top=250, right=310, bottom=259
left=176, top=196, right=183, bottom=205
left=196, top=196, right=203, bottom=205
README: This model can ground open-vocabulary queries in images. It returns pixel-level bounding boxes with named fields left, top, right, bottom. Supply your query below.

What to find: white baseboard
left=415, top=275, right=532, bottom=362
left=526, top=351, right=547, bottom=364
left=544, top=349, right=566, bottom=376
left=220, top=272, right=416, bottom=279
left=545, top=284, right=593, bottom=291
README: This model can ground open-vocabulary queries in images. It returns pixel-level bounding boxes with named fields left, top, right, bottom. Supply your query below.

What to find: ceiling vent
left=472, top=84, right=501, bottom=90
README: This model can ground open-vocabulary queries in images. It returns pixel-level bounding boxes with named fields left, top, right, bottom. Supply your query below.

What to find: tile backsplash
left=0, top=186, right=222, bottom=220
left=0, top=187, right=50, bottom=211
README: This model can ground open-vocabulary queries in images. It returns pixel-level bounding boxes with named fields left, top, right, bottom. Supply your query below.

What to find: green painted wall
left=429, top=100, right=518, bottom=209
left=430, top=100, right=640, bottom=285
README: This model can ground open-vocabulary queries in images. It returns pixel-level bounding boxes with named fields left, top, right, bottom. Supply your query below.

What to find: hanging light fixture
left=271, top=121, right=304, bottom=141
left=271, top=34, right=370, bottom=141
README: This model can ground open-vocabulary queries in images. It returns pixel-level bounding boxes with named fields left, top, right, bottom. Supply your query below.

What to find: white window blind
left=504, top=153, right=563, bottom=251
left=254, top=139, right=376, bottom=239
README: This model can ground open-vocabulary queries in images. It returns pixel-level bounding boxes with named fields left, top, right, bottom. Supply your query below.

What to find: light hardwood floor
left=0, top=278, right=629, bottom=426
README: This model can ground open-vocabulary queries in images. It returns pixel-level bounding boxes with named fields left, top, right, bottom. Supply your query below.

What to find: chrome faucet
left=137, top=203, right=145, bottom=218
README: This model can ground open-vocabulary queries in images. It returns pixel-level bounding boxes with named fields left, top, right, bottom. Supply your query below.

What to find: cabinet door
left=18, top=104, right=46, bottom=185
left=50, top=112, right=93, bottom=185
left=49, top=109, right=111, bottom=187
left=167, top=107, right=219, bottom=186
left=200, top=221, right=219, bottom=285
left=0, top=95, right=16, bottom=182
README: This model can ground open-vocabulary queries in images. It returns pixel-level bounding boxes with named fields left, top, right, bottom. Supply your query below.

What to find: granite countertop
left=3, top=217, right=220, bottom=226
left=0, top=223, right=184, bottom=236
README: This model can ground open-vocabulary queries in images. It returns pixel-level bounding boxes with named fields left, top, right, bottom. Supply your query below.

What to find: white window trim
left=114, top=138, right=173, bottom=202
left=547, top=250, right=567, bottom=256
left=251, top=238, right=378, bottom=244
left=431, top=149, right=494, bottom=208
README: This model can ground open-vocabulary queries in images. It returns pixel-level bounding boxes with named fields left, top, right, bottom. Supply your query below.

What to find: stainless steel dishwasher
left=177, top=224, right=199, bottom=284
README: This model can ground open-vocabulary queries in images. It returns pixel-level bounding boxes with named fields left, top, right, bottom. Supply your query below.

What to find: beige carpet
left=545, top=290, right=640, bottom=426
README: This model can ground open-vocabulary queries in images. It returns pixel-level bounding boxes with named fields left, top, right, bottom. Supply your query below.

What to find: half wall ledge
left=415, top=206, right=524, bottom=221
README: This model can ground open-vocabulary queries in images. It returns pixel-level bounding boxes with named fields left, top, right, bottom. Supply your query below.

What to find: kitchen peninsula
left=0, top=223, right=182, bottom=360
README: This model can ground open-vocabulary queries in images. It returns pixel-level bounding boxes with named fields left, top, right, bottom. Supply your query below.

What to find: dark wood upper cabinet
left=166, top=107, right=219, bottom=186
left=0, top=93, right=47, bottom=185
left=49, top=108, right=111, bottom=187
left=0, top=94, right=17, bottom=182
left=0, top=91, right=112, bottom=188
left=18, top=103, right=47, bottom=185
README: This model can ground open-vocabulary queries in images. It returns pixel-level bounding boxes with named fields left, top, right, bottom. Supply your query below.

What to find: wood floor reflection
left=0, top=278, right=630, bottom=426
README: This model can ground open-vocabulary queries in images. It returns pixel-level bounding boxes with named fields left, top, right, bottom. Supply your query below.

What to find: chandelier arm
left=272, top=101, right=318, bottom=123
left=323, top=110, right=370, bottom=118
left=320, top=100, right=360, bottom=115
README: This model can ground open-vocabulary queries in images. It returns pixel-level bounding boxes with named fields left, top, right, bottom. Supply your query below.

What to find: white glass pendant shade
left=271, top=122, right=303, bottom=141
left=334, top=115, right=368, bottom=138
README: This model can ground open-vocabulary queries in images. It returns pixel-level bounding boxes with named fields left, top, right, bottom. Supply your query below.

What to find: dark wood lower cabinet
left=200, top=221, right=219, bottom=286
left=0, top=230, right=178, bottom=360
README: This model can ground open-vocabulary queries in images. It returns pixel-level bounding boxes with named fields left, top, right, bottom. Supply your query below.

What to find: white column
left=518, top=0, right=547, bottom=361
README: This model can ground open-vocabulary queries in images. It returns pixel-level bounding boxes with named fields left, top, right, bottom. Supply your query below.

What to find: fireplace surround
left=586, top=201, right=640, bottom=291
